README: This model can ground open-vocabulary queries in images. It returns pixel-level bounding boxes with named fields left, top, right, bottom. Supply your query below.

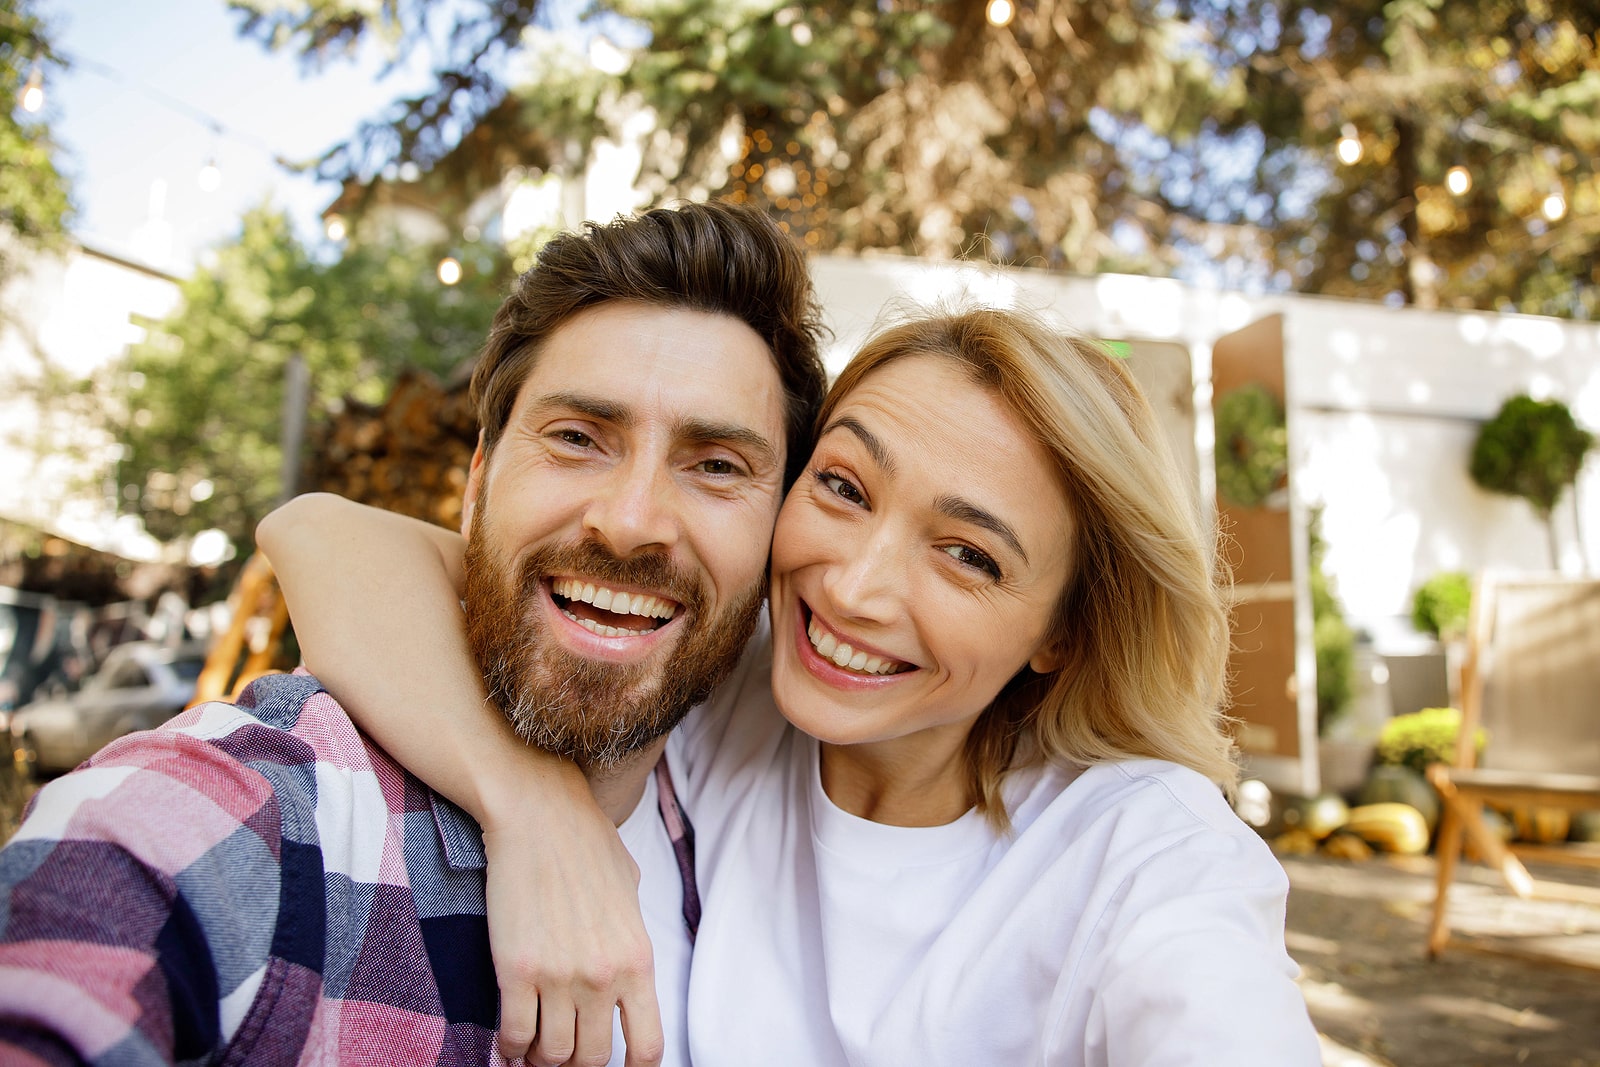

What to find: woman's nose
left=820, top=527, right=905, bottom=623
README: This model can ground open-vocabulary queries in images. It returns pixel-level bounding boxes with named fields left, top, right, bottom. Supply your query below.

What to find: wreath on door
left=1213, top=383, right=1288, bottom=508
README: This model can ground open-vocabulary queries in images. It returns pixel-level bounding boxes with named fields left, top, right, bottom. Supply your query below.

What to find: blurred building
left=0, top=237, right=182, bottom=563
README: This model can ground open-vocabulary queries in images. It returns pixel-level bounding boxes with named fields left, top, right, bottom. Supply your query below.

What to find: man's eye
left=942, top=544, right=1002, bottom=580
left=698, top=458, right=742, bottom=476
left=553, top=429, right=595, bottom=447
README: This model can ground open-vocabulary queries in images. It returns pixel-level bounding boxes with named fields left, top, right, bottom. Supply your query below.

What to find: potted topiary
left=1411, top=571, right=1472, bottom=706
left=1470, top=395, right=1593, bottom=568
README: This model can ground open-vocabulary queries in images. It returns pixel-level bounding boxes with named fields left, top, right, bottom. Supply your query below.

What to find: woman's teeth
left=807, top=616, right=908, bottom=676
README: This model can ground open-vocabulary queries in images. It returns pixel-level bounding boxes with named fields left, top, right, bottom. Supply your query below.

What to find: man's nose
left=582, top=457, right=681, bottom=557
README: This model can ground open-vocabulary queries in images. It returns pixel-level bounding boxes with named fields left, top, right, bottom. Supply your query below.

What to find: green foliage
left=1192, top=1, right=1600, bottom=318
left=229, top=0, right=1600, bottom=316
left=116, top=207, right=509, bottom=545
left=1309, top=508, right=1353, bottom=733
left=1470, top=395, right=1593, bottom=519
left=1470, top=394, right=1593, bottom=566
left=0, top=0, right=72, bottom=287
left=1411, top=571, right=1472, bottom=641
left=1376, top=707, right=1483, bottom=775
left=1213, top=383, right=1288, bottom=509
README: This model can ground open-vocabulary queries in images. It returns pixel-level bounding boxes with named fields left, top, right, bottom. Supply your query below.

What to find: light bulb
left=19, top=68, right=43, bottom=113
left=986, top=0, right=1014, bottom=27
left=198, top=160, right=222, bottom=192
left=325, top=215, right=347, bottom=242
left=1445, top=166, right=1471, bottom=196
left=1541, top=191, right=1567, bottom=222
left=437, top=257, right=462, bottom=285
left=1335, top=125, right=1362, bottom=166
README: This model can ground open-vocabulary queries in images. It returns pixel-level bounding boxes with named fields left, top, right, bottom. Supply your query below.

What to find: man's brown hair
left=470, top=201, right=828, bottom=487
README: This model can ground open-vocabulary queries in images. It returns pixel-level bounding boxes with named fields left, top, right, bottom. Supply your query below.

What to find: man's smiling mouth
left=550, top=577, right=680, bottom=637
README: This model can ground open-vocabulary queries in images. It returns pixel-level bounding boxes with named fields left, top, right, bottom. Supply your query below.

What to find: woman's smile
left=768, top=352, right=1074, bottom=761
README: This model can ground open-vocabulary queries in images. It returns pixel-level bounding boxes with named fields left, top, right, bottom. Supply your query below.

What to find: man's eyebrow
left=821, top=415, right=896, bottom=476
left=528, top=394, right=779, bottom=470
left=673, top=417, right=780, bottom=471
left=934, top=495, right=1030, bottom=564
left=528, top=392, right=634, bottom=425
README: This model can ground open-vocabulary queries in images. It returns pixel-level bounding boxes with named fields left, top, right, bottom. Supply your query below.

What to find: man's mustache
left=514, top=540, right=706, bottom=617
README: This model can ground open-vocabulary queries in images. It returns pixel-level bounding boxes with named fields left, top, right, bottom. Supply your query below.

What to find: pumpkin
left=1357, top=765, right=1439, bottom=831
left=1345, top=803, right=1430, bottom=854
left=1281, top=794, right=1350, bottom=840
left=1511, top=806, right=1571, bottom=843
left=1321, top=832, right=1374, bottom=862
left=1568, top=810, right=1600, bottom=844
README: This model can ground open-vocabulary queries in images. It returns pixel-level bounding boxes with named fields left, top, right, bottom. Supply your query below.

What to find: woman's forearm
left=257, top=492, right=662, bottom=1064
left=255, top=492, right=585, bottom=821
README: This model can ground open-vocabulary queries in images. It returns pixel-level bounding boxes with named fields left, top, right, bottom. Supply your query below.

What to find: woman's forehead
left=822, top=356, right=1073, bottom=552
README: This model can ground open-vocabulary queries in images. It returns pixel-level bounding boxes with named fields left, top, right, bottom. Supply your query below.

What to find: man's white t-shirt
left=613, top=766, right=693, bottom=1067
left=666, top=616, right=1319, bottom=1066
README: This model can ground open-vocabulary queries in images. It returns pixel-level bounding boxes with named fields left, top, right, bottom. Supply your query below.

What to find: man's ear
left=461, top=431, right=487, bottom=536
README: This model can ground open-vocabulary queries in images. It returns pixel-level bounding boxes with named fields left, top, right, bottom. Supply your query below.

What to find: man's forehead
left=513, top=302, right=786, bottom=434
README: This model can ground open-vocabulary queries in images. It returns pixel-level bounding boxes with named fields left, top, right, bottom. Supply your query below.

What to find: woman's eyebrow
left=821, top=415, right=896, bottom=475
left=934, top=495, right=1030, bottom=564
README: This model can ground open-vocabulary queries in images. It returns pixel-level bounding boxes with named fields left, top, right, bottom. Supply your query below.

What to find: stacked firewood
left=300, top=369, right=480, bottom=531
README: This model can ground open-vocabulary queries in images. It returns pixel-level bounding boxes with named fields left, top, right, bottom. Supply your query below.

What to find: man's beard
left=461, top=501, right=765, bottom=771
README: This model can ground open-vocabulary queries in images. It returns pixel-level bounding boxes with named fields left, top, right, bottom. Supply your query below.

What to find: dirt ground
left=1285, top=852, right=1600, bottom=1067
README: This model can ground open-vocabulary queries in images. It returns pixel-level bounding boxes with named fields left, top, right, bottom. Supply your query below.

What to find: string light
left=19, top=66, right=44, bottom=113
left=437, top=256, right=462, bottom=285
left=197, top=158, right=222, bottom=192
left=1335, top=124, right=1363, bottom=166
left=1542, top=190, right=1568, bottom=222
left=986, top=0, right=1015, bottom=27
left=1445, top=166, right=1471, bottom=196
left=325, top=215, right=348, bottom=241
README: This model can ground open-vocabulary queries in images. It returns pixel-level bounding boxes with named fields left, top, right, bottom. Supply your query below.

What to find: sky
left=41, top=0, right=439, bottom=274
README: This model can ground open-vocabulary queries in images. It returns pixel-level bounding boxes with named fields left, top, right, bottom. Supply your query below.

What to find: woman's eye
left=816, top=471, right=866, bottom=507
left=943, top=544, right=1002, bottom=579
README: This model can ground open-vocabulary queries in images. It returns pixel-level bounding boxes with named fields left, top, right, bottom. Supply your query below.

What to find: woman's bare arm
left=255, top=493, right=664, bottom=1067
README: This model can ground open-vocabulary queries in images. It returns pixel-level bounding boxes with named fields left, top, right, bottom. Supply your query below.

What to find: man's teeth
left=551, top=578, right=678, bottom=620
left=806, top=617, right=906, bottom=676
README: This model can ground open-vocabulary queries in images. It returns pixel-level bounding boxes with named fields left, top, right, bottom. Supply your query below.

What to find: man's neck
left=583, top=735, right=670, bottom=825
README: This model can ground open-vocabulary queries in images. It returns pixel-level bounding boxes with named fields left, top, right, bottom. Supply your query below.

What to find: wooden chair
left=1426, top=572, right=1600, bottom=958
left=189, top=553, right=291, bottom=707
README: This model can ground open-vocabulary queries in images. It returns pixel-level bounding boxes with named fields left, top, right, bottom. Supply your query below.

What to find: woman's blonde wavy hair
left=822, top=308, right=1238, bottom=829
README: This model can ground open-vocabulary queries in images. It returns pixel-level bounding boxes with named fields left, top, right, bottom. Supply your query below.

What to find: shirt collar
left=429, top=792, right=486, bottom=871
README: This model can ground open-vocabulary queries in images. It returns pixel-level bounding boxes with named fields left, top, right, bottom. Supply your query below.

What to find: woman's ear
left=1029, top=640, right=1066, bottom=675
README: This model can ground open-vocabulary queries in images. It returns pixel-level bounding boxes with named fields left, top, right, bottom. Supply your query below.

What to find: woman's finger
left=619, top=976, right=666, bottom=1067
left=528, top=991, right=577, bottom=1067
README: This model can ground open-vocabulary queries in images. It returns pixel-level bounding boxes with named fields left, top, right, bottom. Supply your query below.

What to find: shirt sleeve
left=0, top=722, right=287, bottom=1066
left=1077, top=830, right=1321, bottom=1067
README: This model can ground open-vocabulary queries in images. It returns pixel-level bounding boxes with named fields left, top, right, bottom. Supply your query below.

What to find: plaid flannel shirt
left=0, top=669, right=679, bottom=1065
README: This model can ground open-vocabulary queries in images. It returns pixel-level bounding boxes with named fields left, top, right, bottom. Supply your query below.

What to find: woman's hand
left=481, top=782, right=665, bottom=1067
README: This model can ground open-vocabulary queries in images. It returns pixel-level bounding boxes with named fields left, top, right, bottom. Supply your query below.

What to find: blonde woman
left=262, top=308, right=1318, bottom=1065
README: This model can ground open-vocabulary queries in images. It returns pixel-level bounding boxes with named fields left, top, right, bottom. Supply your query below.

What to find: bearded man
left=0, top=201, right=827, bottom=1067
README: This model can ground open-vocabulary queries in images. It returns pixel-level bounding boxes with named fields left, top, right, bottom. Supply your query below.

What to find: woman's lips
left=792, top=600, right=916, bottom=689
